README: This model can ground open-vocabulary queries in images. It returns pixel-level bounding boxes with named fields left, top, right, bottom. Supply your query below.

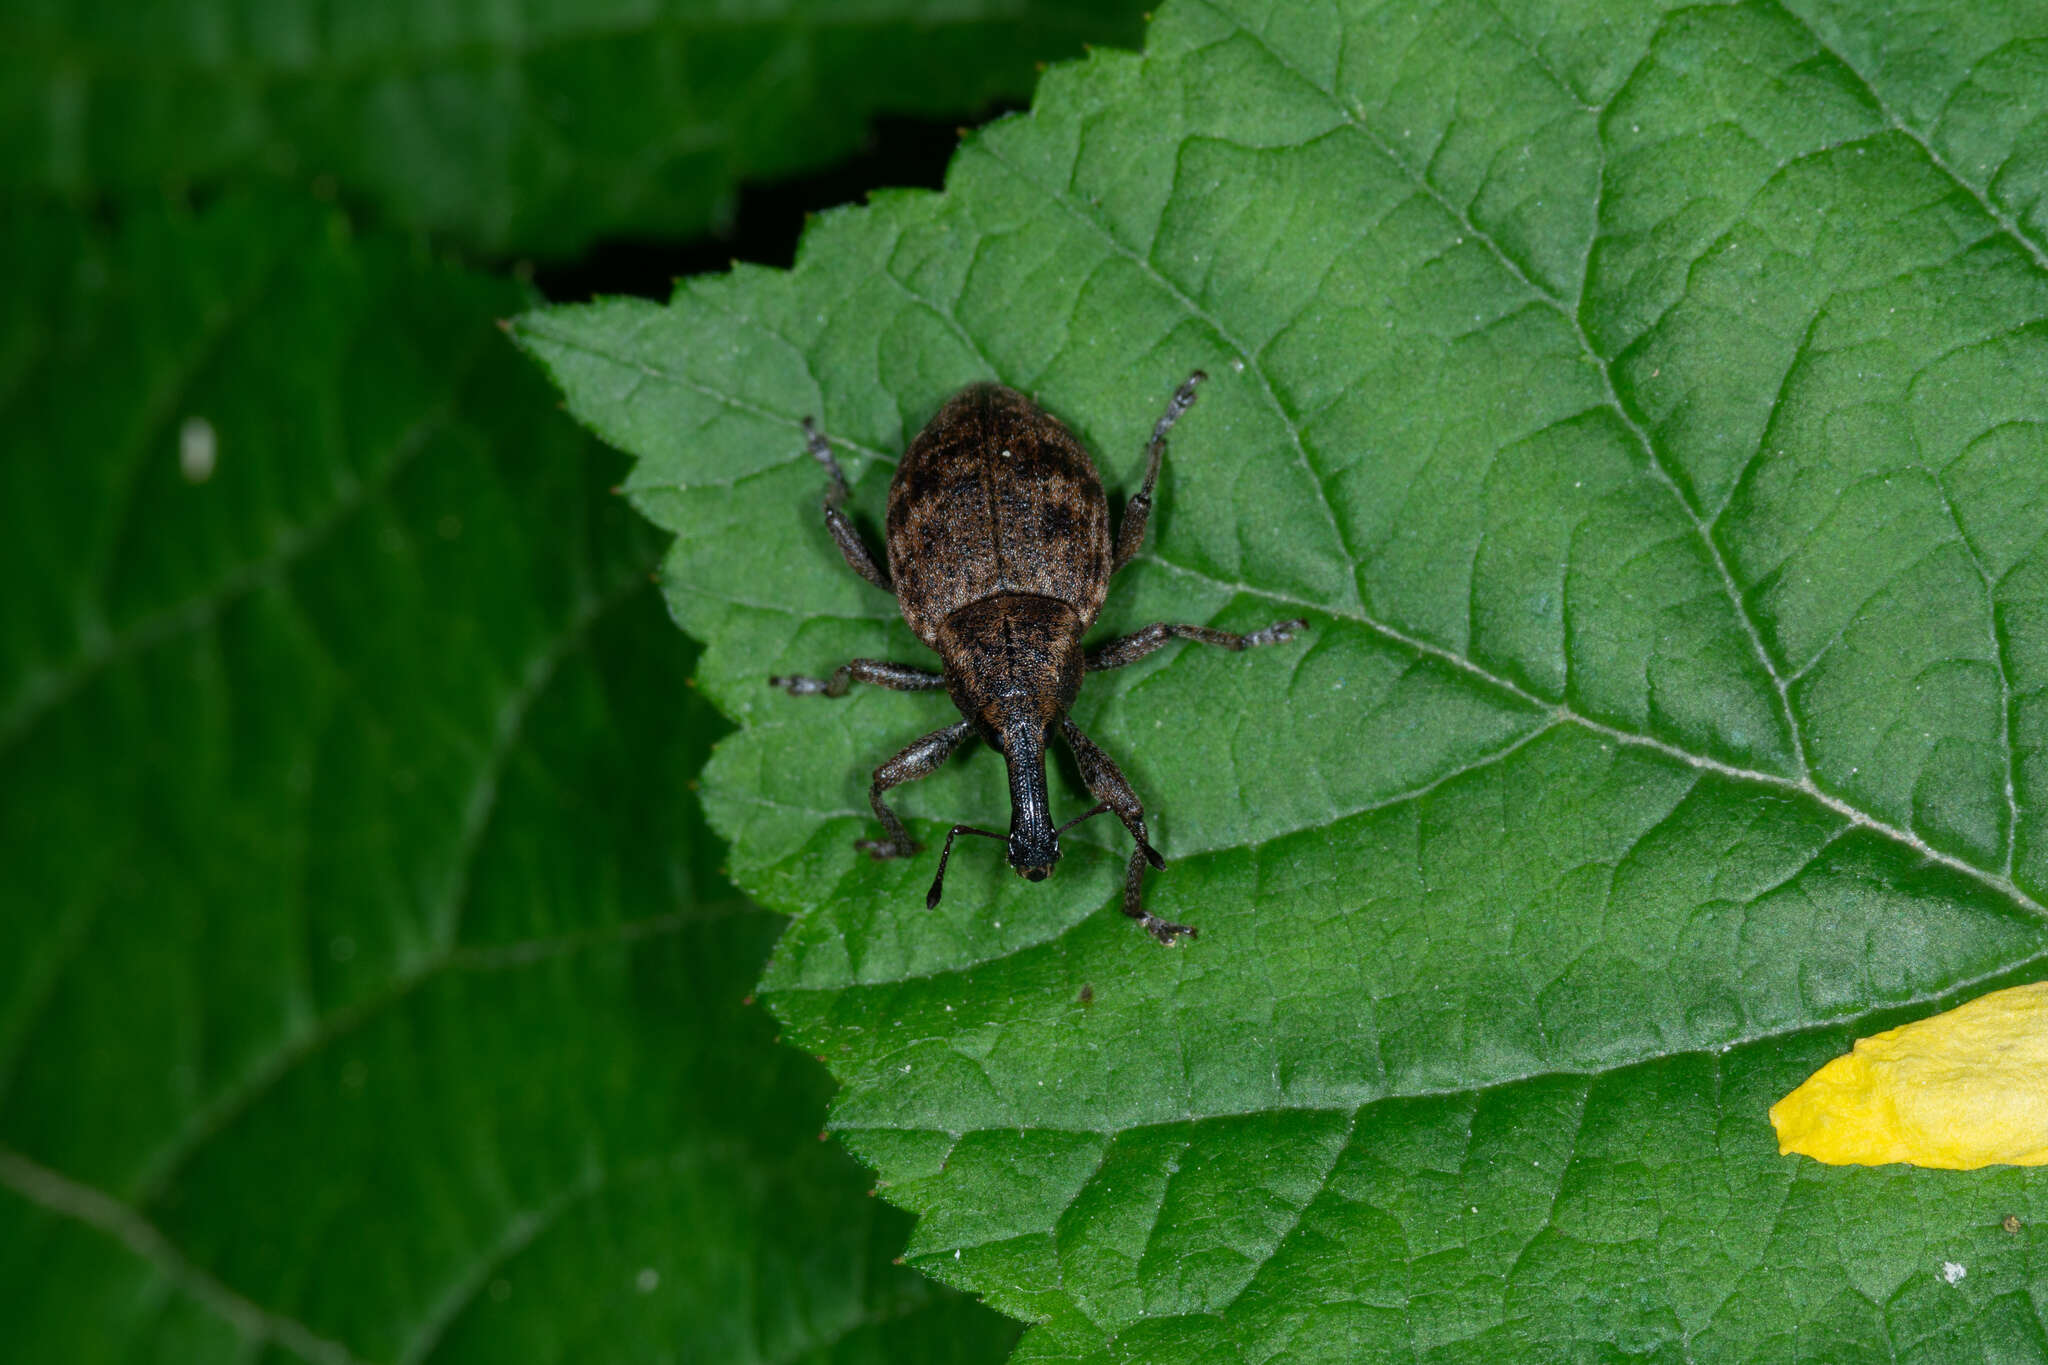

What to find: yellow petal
left=1770, top=981, right=2048, bottom=1169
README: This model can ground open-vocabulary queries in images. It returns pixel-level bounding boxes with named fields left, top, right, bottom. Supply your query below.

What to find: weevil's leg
left=856, top=720, right=974, bottom=860
left=1059, top=721, right=1163, bottom=868
left=1112, top=370, right=1206, bottom=573
left=1059, top=720, right=1194, bottom=944
left=769, top=659, right=945, bottom=697
left=1086, top=618, right=1307, bottom=672
left=803, top=417, right=892, bottom=591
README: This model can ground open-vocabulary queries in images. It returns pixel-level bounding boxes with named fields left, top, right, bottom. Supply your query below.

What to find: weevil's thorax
left=936, top=593, right=1084, bottom=750
left=936, top=593, right=1085, bottom=880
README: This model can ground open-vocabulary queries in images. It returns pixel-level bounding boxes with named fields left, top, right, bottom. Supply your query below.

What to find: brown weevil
left=769, top=374, right=1306, bottom=943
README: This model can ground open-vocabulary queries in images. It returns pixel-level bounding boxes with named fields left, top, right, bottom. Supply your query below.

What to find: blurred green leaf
left=0, top=193, right=1019, bottom=1364
left=1, top=0, right=1151, bottom=257
left=517, top=0, right=2048, bottom=1356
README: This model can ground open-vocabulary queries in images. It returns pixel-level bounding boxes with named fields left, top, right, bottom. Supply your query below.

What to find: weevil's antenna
left=1056, top=802, right=1112, bottom=837
left=927, top=824, right=1004, bottom=909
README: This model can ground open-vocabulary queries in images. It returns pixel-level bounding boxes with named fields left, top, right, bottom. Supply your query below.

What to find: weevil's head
left=1007, top=819, right=1061, bottom=882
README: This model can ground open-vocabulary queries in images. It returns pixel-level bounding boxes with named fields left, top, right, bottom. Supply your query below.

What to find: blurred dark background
left=0, top=2, right=1135, bottom=1359
left=533, top=106, right=1018, bottom=302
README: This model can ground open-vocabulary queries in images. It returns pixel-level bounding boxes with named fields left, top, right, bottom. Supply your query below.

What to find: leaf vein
left=130, top=574, right=651, bottom=1205
left=1773, top=0, right=2048, bottom=275
left=961, top=136, right=1364, bottom=613
left=0, top=1147, right=363, bottom=1365
left=1191, top=0, right=1813, bottom=782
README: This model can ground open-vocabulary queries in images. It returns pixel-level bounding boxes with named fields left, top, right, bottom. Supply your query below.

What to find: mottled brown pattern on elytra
left=767, top=373, right=1307, bottom=944
left=887, top=384, right=1111, bottom=643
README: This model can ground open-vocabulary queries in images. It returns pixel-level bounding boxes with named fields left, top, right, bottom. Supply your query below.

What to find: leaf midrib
left=557, top=385, right=2047, bottom=931
left=1147, top=548, right=2046, bottom=917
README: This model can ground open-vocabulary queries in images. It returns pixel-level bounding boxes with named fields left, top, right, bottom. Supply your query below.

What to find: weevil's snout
left=1007, top=829, right=1060, bottom=882
left=997, top=722, right=1063, bottom=883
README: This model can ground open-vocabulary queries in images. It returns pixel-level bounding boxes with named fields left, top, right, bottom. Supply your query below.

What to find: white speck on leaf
left=179, top=416, right=216, bottom=482
left=636, top=1267, right=660, bottom=1293
left=1943, top=1262, right=1966, bottom=1285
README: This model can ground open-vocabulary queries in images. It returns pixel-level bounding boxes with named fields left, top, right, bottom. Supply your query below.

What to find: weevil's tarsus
left=857, top=721, right=972, bottom=861
left=1086, top=617, right=1307, bottom=672
left=769, top=659, right=944, bottom=697
left=1132, top=893, right=1196, bottom=945
left=804, top=416, right=851, bottom=505
left=1113, top=369, right=1206, bottom=574
left=803, top=416, right=892, bottom=591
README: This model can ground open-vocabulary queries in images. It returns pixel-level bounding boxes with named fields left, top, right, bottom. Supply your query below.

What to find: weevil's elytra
left=768, top=374, right=1306, bottom=944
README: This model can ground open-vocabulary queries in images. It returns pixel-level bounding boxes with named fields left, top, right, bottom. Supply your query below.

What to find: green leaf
left=517, top=0, right=2048, bottom=1355
left=1, top=0, right=1150, bottom=257
left=0, top=194, right=1019, bottom=1363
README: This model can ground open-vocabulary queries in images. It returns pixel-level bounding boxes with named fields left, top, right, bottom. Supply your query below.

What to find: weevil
left=768, top=373, right=1305, bottom=943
